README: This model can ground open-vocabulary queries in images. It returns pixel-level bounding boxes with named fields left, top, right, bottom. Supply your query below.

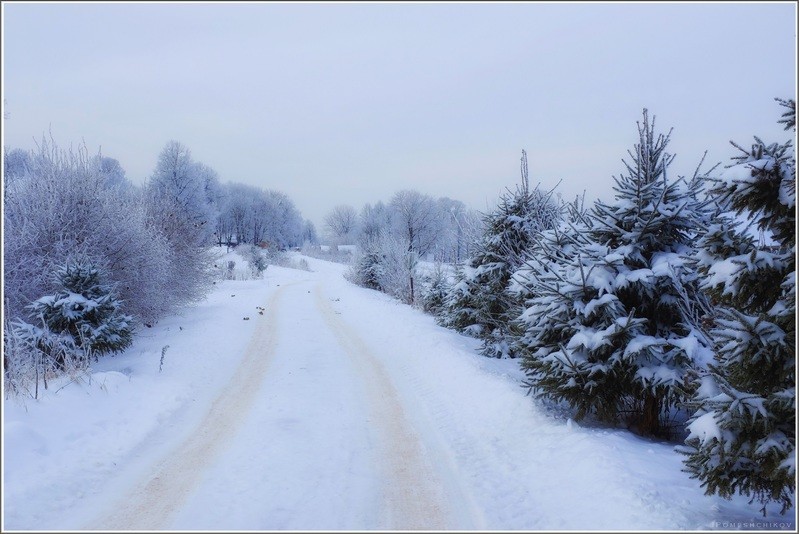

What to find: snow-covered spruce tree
left=18, top=259, right=133, bottom=366
left=515, top=110, right=714, bottom=436
left=349, top=248, right=384, bottom=291
left=509, top=193, right=594, bottom=349
left=682, top=98, right=796, bottom=515
left=439, top=150, right=560, bottom=358
left=420, top=263, right=452, bottom=317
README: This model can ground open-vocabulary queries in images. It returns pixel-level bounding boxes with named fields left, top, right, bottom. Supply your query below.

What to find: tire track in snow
left=314, top=285, right=452, bottom=530
left=86, top=283, right=294, bottom=531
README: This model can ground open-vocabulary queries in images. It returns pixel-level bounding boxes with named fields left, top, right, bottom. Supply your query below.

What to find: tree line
left=3, top=138, right=310, bottom=392
left=321, top=191, right=484, bottom=304
left=348, top=99, right=796, bottom=516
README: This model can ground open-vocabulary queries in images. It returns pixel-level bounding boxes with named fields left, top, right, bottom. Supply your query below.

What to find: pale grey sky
left=2, top=2, right=796, bottom=230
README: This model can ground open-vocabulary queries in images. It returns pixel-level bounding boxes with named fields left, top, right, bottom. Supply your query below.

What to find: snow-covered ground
left=2, top=252, right=795, bottom=530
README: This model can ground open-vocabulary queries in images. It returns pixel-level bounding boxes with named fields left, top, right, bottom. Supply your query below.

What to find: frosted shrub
left=301, top=242, right=353, bottom=265
left=5, top=318, right=93, bottom=399
left=226, top=261, right=237, bottom=280
left=260, top=248, right=313, bottom=272
left=375, top=233, right=416, bottom=304
left=346, top=232, right=415, bottom=303
left=245, top=245, right=268, bottom=278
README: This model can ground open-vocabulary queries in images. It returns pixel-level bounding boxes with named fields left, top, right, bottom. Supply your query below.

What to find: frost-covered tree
left=440, top=150, right=560, bottom=358
left=348, top=228, right=417, bottom=303
left=349, top=191, right=440, bottom=303
left=301, top=220, right=319, bottom=245
left=244, top=245, right=268, bottom=278
left=144, top=141, right=219, bottom=306
left=194, top=161, right=224, bottom=236
left=349, top=203, right=393, bottom=292
left=94, top=155, right=130, bottom=190
left=357, top=202, right=393, bottom=249
left=217, top=182, right=256, bottom=245
left=682, top=98, right=796, bottom=514
left=349, top=192, right=481, bottom=306
left=515, top=110, right=714, bottom=436
left=375, top=231, right=418, bottom=304
left=389, top=190, right=441, bottom=258
left=215, top=182, right=304, bottom=249
left=147, top=141, right=217, bottom=246
left=324, top=204, right=358, bottom=245
left=433, top=198, right=468, bottom=263
left=262, top=189, right=304, bottom=249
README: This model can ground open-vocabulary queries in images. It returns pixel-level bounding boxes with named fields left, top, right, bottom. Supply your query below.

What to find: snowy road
left=89, top=278, right=472, bottom=530
left=88, top=283, right=293, bottom=530
left=4, top=253, right=794, bottom=530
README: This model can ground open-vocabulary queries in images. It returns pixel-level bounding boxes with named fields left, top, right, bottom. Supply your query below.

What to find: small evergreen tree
left=420, top=263, right=451, bottom=317
left=24, top=259, right=133, bottom=360
left=515, top=110, right=714, bottom=436
left=682, top=98, right=796, bottom=515
left=350, top=249, right=384, bottom=291
left=439, top=150, right=560, bottom=358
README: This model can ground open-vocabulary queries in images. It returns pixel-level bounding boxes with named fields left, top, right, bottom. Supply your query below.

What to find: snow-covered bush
left=682, top=98, right=796, bottom=515
left=24, top=259, right=133, bottom=358
left=5, top=258, right=131, bottom=396
left=376, top=233, right=417, bottom=304
left=347, top=231, right=418, bottom=303
left=347, top=249, right=384, bottom=291
left=347, top=202, right=392, bottom=291
left=514, top=110, right=714, bottom=437
left=4, top=318, right=91, bottom=399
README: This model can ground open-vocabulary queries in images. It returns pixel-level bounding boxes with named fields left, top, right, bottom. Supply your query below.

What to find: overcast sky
left=2, top=2, right=796, bottom=230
